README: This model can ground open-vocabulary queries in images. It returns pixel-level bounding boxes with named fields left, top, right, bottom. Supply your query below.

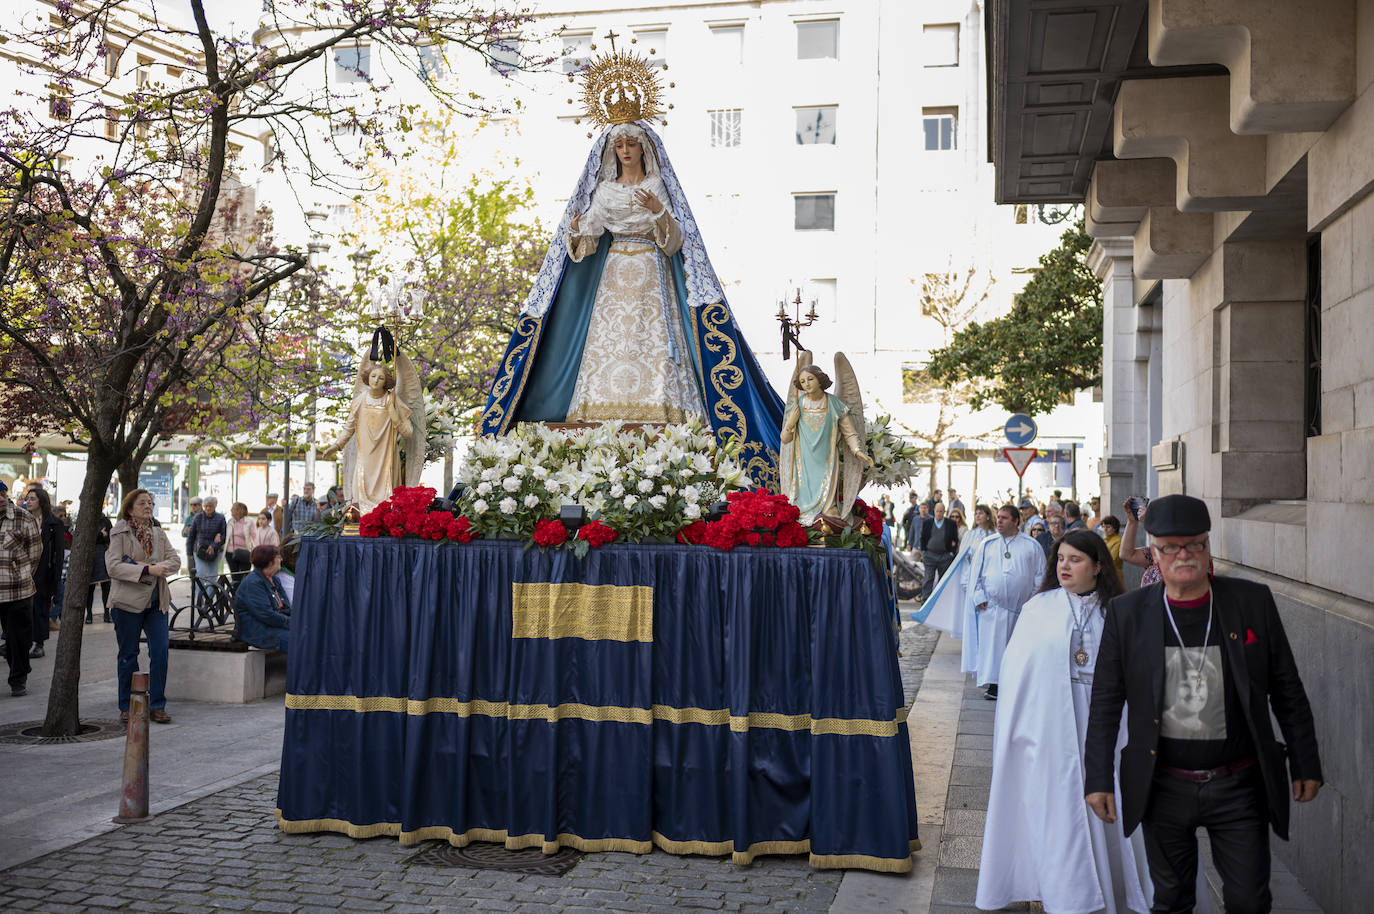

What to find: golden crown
left=566, top=30, right=674, bottom=135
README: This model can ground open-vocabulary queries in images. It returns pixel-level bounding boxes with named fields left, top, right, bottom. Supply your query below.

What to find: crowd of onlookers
left=876, top=487, right=1159, bottom=595
left=0, top=479, right=332, bottom=712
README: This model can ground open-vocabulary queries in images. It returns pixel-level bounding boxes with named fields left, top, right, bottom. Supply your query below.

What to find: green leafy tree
left=926, top=220, right=1103, bottom=416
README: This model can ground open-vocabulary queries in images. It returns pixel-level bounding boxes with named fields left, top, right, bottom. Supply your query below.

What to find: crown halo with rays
left=566, top=30, right=675, bottom=137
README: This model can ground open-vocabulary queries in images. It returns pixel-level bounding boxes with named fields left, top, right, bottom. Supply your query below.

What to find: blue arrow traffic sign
left=1004, top=413, right=1038, bottom=447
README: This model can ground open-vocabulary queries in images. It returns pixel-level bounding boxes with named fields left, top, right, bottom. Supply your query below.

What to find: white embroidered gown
left=566, top=175, right=706, bottom=424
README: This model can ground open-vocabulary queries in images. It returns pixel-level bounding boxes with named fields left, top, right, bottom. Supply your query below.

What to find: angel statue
left=479, top=34, right=784, bottom=490
left=779, top=352, right=875, bottom=526
left=321, top=350, right=426, bottom=514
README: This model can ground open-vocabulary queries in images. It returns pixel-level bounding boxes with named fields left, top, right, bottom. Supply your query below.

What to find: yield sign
left=1003, top=447, right=1038, bottom=478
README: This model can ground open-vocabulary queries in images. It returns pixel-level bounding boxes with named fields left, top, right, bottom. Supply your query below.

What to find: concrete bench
left=166, top=638, right=287, bottom=703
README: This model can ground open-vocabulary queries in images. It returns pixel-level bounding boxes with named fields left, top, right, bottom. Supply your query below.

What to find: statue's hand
left=863, top=454, right=876, bottom=467
left=634, top=189, right=664, bottom=214
left=570, top=210, right=582, bottom=233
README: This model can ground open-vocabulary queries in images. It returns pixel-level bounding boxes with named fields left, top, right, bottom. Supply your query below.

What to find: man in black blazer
left=1084, top=494, right=1322, bottom=914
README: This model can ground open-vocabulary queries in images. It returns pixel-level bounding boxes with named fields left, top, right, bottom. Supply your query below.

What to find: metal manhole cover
left=0, top=719, right=126, bottom=745
left=405, top=841, right=583, bottom=876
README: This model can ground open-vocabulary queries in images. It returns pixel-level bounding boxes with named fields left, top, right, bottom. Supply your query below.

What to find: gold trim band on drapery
left=274, top=809, right=920, bottom=872
left=285, top=693, right=907, bottom=736
left=512, top=581, right=654, bottom=643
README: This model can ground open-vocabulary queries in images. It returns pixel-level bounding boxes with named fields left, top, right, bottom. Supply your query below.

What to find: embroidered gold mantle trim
left=285, top=693, right=908, bottom=736
left=512, top=582, right=654, bottom=643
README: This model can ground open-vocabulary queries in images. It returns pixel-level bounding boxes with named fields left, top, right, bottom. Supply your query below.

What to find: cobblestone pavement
left=0, top=629, right=944, bottom=914
left=895, top=616, right=943, bottom=710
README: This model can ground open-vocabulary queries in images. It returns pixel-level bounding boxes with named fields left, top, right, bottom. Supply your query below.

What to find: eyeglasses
left=1155, top=541, right=1208, bottom=556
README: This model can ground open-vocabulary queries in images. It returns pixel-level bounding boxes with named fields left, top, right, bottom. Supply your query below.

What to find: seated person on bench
left=234, top=545, right=290, bottom=652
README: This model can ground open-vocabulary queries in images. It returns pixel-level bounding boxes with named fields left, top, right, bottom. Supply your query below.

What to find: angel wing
left=395, top=350, right=427, bottom=487
left=833, top=351, right=866, bottom=522
left=777, top=350, right=812, bottom=502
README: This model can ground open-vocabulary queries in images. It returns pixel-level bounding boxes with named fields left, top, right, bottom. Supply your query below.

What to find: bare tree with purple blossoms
left=0, top=0, right=540, bottom=736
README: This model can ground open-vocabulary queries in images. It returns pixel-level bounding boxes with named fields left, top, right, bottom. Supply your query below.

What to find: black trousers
left=1142, top=766, right=1272, bottom=914
left=1, top=597, right=33, bottom=688
left=920, top=551, right=953, bottom=601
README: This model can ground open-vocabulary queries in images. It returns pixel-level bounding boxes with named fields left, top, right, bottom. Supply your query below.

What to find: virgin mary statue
left=479, top=48, right=783, bottom=488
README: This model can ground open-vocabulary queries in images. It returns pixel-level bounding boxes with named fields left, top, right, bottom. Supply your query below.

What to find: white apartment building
left=254, top=0, right=1103, bottom=504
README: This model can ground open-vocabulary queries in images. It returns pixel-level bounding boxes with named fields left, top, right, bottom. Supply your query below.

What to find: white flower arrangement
left=454, top=418, right=747, bottom=539
left=863, top=415, right=924, bottom=489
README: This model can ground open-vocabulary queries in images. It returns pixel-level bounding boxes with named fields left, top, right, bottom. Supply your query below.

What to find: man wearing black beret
left=1083, top=494, right=1322, bottom=914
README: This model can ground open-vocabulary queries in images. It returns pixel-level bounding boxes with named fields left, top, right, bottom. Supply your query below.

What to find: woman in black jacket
left=21, top=488, right=65, bottom=658
left=86, top=513, right=113, bottom=624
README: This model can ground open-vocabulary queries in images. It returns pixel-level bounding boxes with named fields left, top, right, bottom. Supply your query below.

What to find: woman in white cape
left=976, top=528, right=1152, bottom=914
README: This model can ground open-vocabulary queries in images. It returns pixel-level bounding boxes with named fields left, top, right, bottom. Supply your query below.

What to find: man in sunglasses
left=1083, top=494, right=1322, bottom=914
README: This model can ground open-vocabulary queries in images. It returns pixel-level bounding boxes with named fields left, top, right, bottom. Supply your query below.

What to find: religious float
left=276, top=35, right=925, bottom=873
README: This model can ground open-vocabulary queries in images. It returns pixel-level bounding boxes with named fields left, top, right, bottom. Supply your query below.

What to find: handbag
left=230, top=548, right=251, bottom=565
left=196, top=541, right=221, bottom=562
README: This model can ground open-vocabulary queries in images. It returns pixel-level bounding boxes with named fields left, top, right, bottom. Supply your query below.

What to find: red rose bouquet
left=577, top=520, right=618, bottom=548
left=676, top=489, right=811, bottom=551
left=531, top=518, right=568, bottom=548
left=358, top=486, right=477, bottom=545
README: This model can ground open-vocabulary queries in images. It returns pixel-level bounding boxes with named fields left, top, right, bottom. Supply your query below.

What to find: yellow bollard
left=113, top=670, right=153, bottom=824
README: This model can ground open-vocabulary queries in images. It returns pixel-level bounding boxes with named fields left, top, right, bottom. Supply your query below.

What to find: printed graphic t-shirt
left=1157, top=592, right=1255, bottom=770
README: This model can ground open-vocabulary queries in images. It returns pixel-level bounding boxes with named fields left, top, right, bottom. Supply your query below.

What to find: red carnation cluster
left=531, top=518, right=568, bottom=547
left=676, top=489, right=810, bottom=551
left=576, top=520, right=618, bottom=548
left=358, top=486, right=476, bottom=544
left=853, top=498, right=885, bottom=536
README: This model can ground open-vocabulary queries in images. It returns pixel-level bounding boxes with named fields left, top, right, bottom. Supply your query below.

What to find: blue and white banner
left=908, top=548, right=971, bottom=637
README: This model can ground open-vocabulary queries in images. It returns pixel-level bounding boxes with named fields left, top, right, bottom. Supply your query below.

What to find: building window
left=923, top=24, right=959, bottom=67
left=136, top=54, right=153, bottom=89
left=48, top=88, right=70, bottom=122
left=335, top=44, right=371, bottom=83
left=923, top=107, right=957, bottom=150
left=490, top=37, right=520, bottom=75
left=227, top=142, right=243, bottom=169
left=711, top=25, right=743, bottom=64
left=796, top=20, right=838, bottom=60
left=55, top=155, right=72, bottom=179
left=262, top=136, right=276, bottom=167
left=810, top=279, right=838, bottom=322
left=794, top=193, right=835, bottom=231
left=104, top=42, right=120, bottom=77
left=795, top=106, right=837, bottom=145
left=562, top=33, right=592, bottom=74
left=135, top=117, right=148, bottom=142
left=634, top=29, right=667, bottom=67
left=105, top=106, right=119, bottom=140
left=708, top=108, right=742, bottom=148
left=419, top=44, right=445, bottom=81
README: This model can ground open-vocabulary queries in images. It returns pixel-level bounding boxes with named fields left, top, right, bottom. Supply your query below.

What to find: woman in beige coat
left=106, top=488, right=180, bottom=724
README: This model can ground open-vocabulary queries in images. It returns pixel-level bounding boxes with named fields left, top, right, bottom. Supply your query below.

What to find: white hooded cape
left=976, top=588, right=1153, bottom=914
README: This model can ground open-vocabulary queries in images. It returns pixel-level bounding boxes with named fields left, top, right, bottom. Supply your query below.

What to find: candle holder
left=776, top=288, right=820, bottom=361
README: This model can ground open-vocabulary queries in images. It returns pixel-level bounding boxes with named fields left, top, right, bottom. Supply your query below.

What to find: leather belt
left=1159, top=757, right=1257, bottom=783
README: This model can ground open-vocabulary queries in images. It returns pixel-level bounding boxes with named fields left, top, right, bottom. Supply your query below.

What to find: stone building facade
left=987, top=1, right=1372, bottom=911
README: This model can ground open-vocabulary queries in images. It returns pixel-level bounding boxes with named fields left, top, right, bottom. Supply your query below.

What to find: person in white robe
left=967, top=503, right=1045, bottom=698
left=956, top=504, right=996, bottom=659
left=916, top=504, right=995, bottom=637
left=976, top=529, right=1153, bottom=914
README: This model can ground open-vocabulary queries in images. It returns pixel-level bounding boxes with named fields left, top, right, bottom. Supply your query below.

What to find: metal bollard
left=113, top=670, right=153, bottom=824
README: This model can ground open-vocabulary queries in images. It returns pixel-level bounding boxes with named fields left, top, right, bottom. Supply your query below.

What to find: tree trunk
left=42, top=452, right=119, bottom=736
left=117, top=455, right=141, bottom=495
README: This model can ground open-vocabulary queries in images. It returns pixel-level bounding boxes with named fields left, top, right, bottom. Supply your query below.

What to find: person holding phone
left=1118, top=497, right=1160, bottom=586
left=106, top=488, right=181, bottom=724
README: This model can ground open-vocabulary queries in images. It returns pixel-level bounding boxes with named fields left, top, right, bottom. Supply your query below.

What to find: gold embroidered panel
left=511, top=582, right=654, bottom=643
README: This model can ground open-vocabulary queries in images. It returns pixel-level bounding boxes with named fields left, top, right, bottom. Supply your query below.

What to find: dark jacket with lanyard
left=1084, top=576, right=1323, bottom=839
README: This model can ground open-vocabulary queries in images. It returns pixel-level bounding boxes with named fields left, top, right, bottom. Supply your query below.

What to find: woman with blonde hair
left=106, top=488, right=180, bottom=724
left=224, top=501, right=255, bottom=577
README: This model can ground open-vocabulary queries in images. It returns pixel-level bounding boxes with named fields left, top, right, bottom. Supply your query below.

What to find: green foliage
left=925, top=220, right=1103, bottom=416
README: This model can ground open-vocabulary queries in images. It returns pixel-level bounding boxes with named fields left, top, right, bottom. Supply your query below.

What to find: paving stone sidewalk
left=0, top=624, right=943, bottom=914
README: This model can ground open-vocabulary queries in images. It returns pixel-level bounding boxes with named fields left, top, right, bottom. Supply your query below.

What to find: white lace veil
left=596, top=124, right=661, bottom=181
